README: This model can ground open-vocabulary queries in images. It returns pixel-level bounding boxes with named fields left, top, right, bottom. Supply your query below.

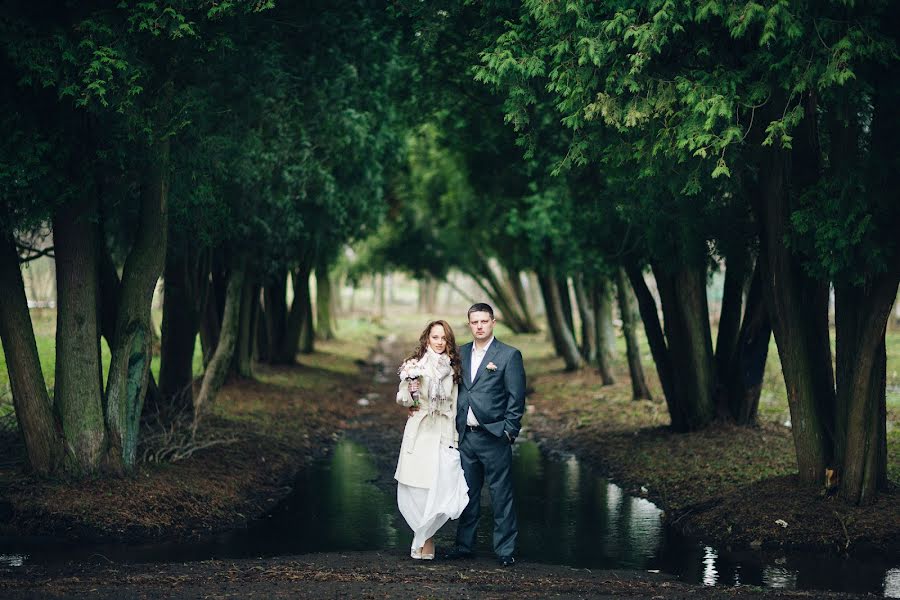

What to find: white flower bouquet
left=398, top=358, right=425, bottom=406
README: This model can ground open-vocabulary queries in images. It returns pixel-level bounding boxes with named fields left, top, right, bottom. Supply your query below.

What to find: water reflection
left=0, top=438, right=897, bottom=598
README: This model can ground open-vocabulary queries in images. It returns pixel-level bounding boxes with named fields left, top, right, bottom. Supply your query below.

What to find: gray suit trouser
left=455, top=428, right=517, bottom=557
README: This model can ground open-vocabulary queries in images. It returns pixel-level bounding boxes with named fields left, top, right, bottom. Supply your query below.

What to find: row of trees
left=368, top=0, right=898, bottom=506
left=1, top=1, right=406, bottom=478
left=2, top=1, right=896, bottom=509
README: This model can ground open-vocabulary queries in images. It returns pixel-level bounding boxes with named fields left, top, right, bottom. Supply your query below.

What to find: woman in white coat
left=395, top=319, right=470, bottom=560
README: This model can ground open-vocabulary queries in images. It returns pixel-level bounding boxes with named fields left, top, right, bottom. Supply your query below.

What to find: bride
left=394, top=319, right=469, bottom=560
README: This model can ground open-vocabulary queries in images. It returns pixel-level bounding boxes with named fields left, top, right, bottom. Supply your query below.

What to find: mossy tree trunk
left=591, top=277, right=616, bottom=385
left=104, top=108, right=170, bottom=473
left=315, top=258, right=335, bottom=341
left=53, top=193, right=106, bottom=475
left=0, top=235, right=61, bottom=474
left=572, top=274, right=597, bottom=365
left=194, top=263, right=245, bottom=427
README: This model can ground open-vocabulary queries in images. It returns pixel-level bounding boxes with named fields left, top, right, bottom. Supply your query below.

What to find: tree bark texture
left=726, top=265, right=771, bottom=425
left=464, top=253, right=538, bottom=334
left=0, top=236, right=61, bottom=474
left=591, top=278, right=616, bottom=385
left=104, top=120, right=170, bottom=472
left=194, top=264, right=245, bottom=427
left=53, top=194, right=106, bottom=475
left=616, top=267, right=652, bottom=401
left=277, top=264, right=311, bottom=363
left=626, top=265, right=678, bottom=421
left=537, top=266, right=583, bottom=371
left=714, top=253, right=749, bottom=418
left=315, top=259, right=335, bottom=341
left=834, top=272, right=898, bottom=505
left=755, top=141, right=835, bottom=486
left=505, top=266, right=539, bottom=332
left=572, top=274, right=597, bottom=365
left=653, top=263, right=716, bottom=432
left=232, top=272, right=257, bottom=378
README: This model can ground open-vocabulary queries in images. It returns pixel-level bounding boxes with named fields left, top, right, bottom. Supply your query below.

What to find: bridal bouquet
left=398, top=358, right=425, bottom=406
left=398, top=358, right=424, bottom=381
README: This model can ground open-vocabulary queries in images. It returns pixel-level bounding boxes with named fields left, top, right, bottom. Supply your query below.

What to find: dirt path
left=0, top=333, right=884, bottom=599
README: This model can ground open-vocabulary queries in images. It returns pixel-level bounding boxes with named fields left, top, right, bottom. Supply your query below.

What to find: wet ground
left=1, top=331, right=898, bottom=598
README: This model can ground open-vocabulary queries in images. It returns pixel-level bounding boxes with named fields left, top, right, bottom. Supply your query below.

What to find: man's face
left=468, top=311, right=495, bottom=342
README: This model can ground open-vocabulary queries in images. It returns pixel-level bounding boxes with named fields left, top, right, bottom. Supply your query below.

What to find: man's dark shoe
left=498, top=556, right=516, bottom=567
left=439, top=548, right=474, bottom=560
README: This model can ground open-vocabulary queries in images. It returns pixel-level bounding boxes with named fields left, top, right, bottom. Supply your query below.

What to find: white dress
left=394, top=349, right=470, bottom=553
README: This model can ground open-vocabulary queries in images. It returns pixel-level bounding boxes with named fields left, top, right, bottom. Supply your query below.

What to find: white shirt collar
left=473, top=336, right=494, bottom=354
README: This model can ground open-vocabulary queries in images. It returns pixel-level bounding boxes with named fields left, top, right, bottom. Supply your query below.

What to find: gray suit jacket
left=456, top=338, right=526, bottom=442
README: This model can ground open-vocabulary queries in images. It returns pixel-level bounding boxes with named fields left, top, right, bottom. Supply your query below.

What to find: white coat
left=394, top=373, right=459, bottom=489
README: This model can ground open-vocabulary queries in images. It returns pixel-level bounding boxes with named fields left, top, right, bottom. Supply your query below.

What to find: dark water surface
left=1, top=439, right=897, bottom=597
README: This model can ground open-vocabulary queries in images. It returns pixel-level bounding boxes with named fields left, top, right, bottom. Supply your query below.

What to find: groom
left=447, top=302, right=526, bottom=567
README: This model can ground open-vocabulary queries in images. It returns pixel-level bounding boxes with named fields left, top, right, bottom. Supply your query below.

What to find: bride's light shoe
left=410, top=547, right=422, bottom=559
left=421, top=540, right=435, bottom=560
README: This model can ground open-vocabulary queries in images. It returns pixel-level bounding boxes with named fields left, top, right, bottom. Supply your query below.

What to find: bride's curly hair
left=405, top=320, right=462, bottom=384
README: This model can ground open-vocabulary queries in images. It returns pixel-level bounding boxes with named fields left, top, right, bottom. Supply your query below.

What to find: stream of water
left=0, top=438, right=897, bottom=597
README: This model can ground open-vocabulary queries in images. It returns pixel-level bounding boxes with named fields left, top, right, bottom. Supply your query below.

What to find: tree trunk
left=197, top=253, right=223, bottom=368
left=616, top=267, right=652, bottom=401
left=537, top=266, right=584, bottom=371
left=261, top=273, right=287, bottom=363
left=315, top=259, right=335, bottom=341
left=505, top=266, right=538, bottom=332
left=53, top=194, right=105, bottom=475
left=557, top=277, right=575, bottom=336
left=834, top=271, right=897, bottom=505
left=194, top=264, right=245, bottom=427
left=594, top=277, right=617, bottom=361
left=626, top=265, right=679, bottom=425
left=277, top=264, right=311, bottom=363
left=572, top=274, right=597, bottom=365
left=0, top=236, right=61, bottom=474
left=653, top=263, right=716, bottom=431
left=299, top=272, right=315, bottom=354
left=464, top=253, right=538, bottom=333
left=592, top=278, right=616, bottom=385
left=159, top=241, right=198, bottom=408
left=727, top=265, right=771, bottom=425
left=232, top=272, right=257, bottom=378
left=104, top=118, right=170, bottom=473
left=755, top=136, right=835, bottom=486
left=714, top=253, right=749, bottom=417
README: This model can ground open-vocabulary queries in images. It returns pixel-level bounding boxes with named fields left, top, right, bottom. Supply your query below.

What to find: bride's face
left=427, top=324, right=447, bottom=354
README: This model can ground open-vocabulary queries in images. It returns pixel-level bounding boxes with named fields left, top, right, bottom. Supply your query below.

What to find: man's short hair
left=467, top=303, right=495, bottom=320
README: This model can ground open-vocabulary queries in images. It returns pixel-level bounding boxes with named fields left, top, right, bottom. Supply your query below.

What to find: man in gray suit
left=445, top=303, right=526, bottom=567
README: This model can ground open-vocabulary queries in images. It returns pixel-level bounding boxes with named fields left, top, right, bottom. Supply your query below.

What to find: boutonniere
left=486, top=362, right=498, bottom=372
